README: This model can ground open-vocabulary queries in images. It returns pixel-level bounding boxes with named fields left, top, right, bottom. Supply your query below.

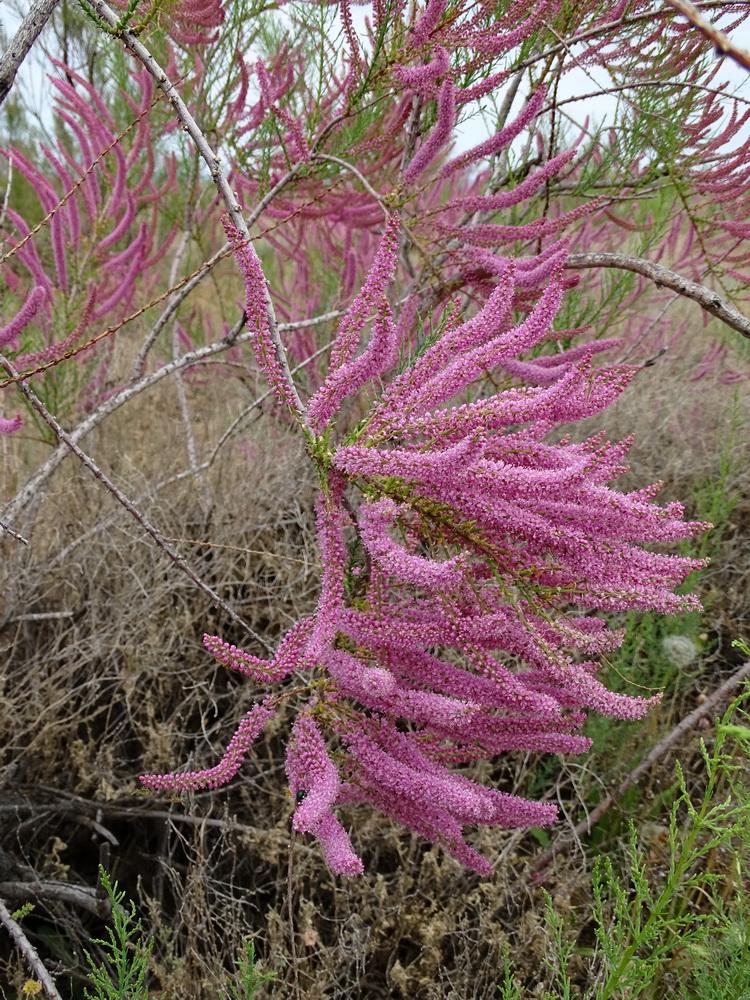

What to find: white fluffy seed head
left=662, top=635, right=698, bottom=668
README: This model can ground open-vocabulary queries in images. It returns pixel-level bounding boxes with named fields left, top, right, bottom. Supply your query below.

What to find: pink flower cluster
left=137, top=0, right=741, bottom=873
left=142, top=220, right=707, bottom=875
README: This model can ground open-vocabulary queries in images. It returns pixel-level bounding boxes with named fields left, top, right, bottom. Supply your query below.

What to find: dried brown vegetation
left=1, top=339, right=749, bottom=998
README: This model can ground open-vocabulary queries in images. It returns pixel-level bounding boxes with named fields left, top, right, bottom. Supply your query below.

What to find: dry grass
left=0, top=334, right=749, bottom=999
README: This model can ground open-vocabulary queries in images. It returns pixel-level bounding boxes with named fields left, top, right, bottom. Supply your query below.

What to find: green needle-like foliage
left=83, top=868, right=153, bottom=1000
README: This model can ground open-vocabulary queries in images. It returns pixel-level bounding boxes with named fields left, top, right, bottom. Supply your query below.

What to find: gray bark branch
left=0, top=895, right=62, bottom=998
left=0, top=0, right=60, bottom=107
left=565, top=252, right=750, bottom=341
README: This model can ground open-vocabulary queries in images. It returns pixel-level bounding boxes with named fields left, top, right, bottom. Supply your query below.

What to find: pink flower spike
left=440, top=86, right=546, bottom=178
left=203, top=617, right=315, bottom=683
left=412, top=0, right=446, bottom=45
left=272, top=105, right=311, bottom=162
left=286, top=715, right=341, bottom=832
left=16, top=287, right=97, bottom=371
left=358, top=497, right=468, bottom=589
left=0, top=286, right=46, bottom=350
left=404, top=79, right=456, bottom=184
left=286, top=716, right=364, bottom=876
left=307, top=215, right=400, bottom=431
left=394, top=47, right=450, bottom=90
left=314, top=813, right=364, bottom=876
left=223, top=217, right=300, bottom=412
left=140, top=700, right=274, bottom=792
left=439, top=149, right=576, bottom=214
left=0, top=415, right=22, bottom=434
left=306, top=480, right=351, bottom=659
left=325, top=213, right=401, bottom=374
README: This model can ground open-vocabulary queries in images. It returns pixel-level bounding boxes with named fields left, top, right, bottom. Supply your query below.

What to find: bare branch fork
left=0, top=307, right=346, bottom=530
left=1, top=324, right=252, bottom=528
left=565, top=253, right=750, bottom=341
left=31, top=339, right=334, bottom=574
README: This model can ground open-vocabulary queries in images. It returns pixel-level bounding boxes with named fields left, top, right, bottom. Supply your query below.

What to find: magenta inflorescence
left=143, top=219, right=707, bottom=874
left=139, top=10, right=715, bottom=876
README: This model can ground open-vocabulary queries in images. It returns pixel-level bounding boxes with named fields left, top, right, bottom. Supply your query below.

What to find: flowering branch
left=89, top=0, right=304, bottom=419
left=4, top=0, right=744, bottom=883
left=144, top=227, right=708, bottom=874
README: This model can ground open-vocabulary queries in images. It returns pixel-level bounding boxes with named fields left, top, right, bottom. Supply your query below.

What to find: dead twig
left=0, top=895, right=62, bottom=998
left=0, top=520, right=29, bottom=545
left=0, top=881, right=109, bottom=920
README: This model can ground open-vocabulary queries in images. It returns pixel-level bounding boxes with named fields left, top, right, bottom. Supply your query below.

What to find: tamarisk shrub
left=4, top=0, right=742, bottom=877
left=134, top=0, right=728, bottom=877
left=142, top=212, right=707, bottom=875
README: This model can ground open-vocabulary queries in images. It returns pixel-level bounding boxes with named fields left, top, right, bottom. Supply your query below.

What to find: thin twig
left=532, top=661, right=750, bottom=871
left=565, top=252, right=750, bottom=340
left=0, top=520, right=29, bottom=544
left=288, top=828, right=301, bottom=1000
left=281, top=310, right=346, bottom=332
left=0, top=157, right=12, bottom=230
left=6, top=611, right=74, bottom=621
left=0, top=0, right=60, bottom=107
left=314, top=153, right=389, bottom=219
left=547, top=78, right=750, bottom=115
left=0, top=882, right=109, bottom=919
left=92, top=0, right=304, bottom=418
left=0, top=896, right=62, bottom=999
left=163, top=538, right=310, bottom=566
